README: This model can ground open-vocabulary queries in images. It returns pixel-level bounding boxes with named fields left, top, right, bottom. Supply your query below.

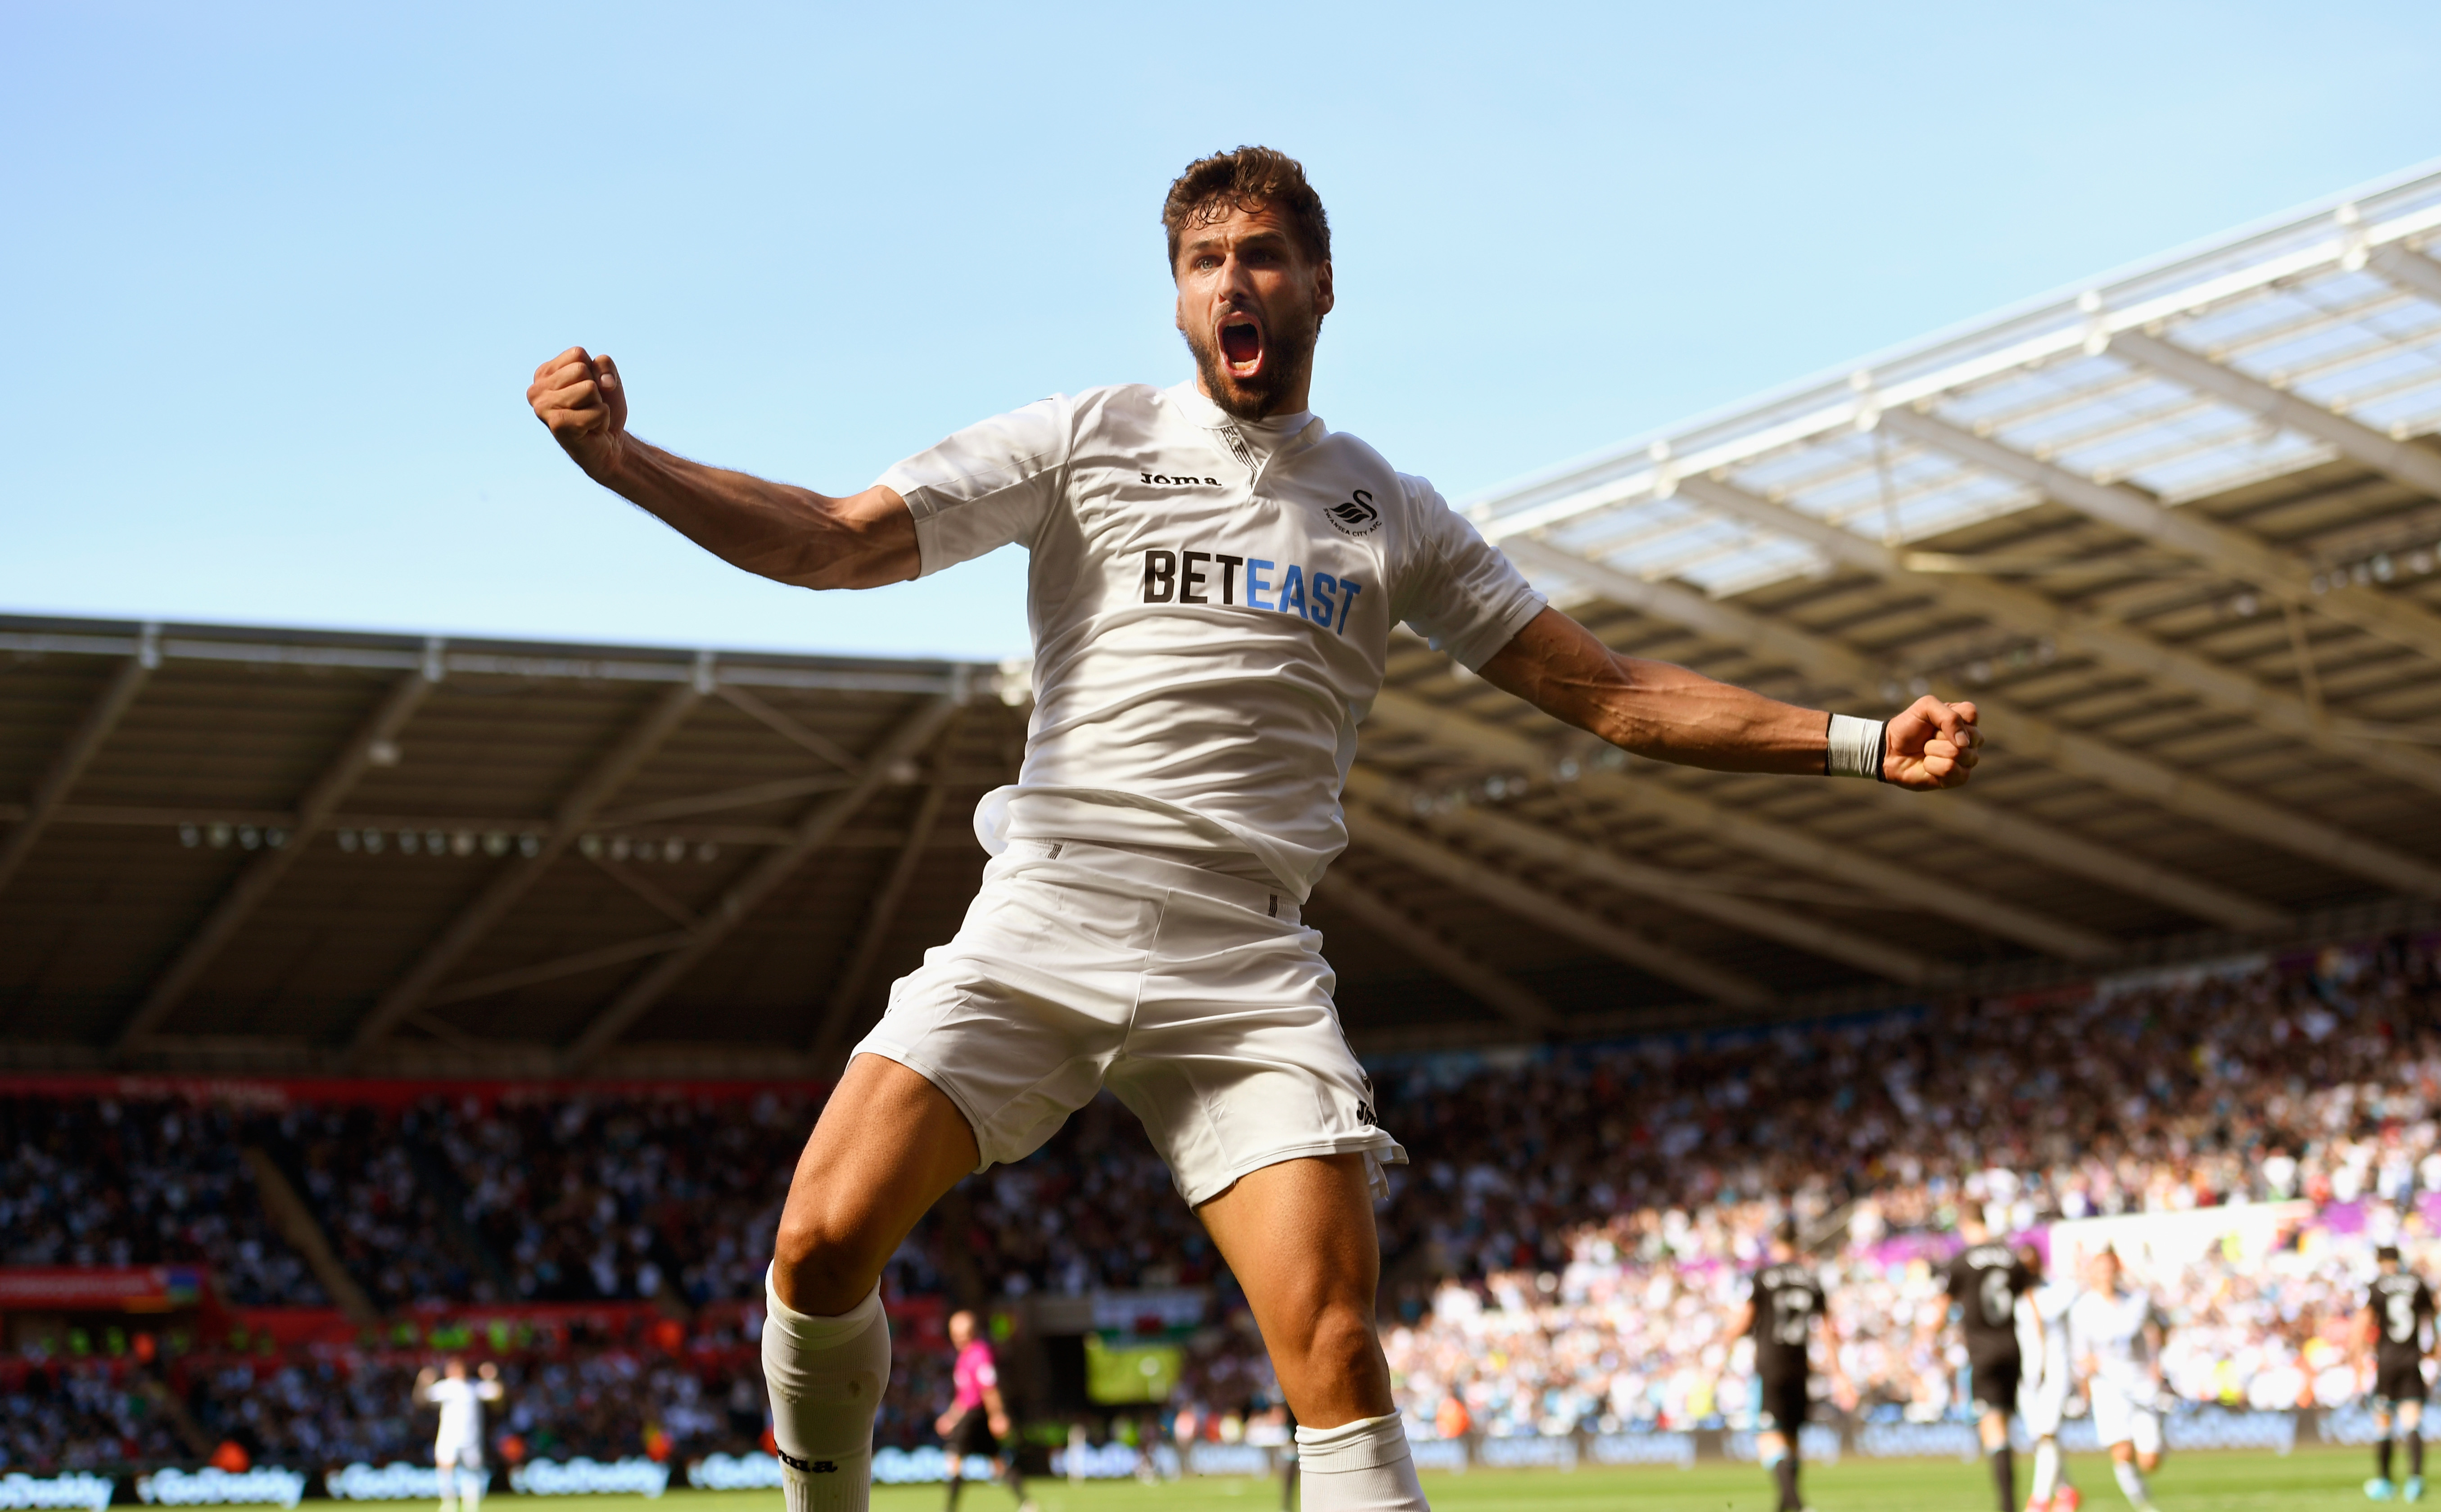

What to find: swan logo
left=1324, top=489, right=1381, bottom=537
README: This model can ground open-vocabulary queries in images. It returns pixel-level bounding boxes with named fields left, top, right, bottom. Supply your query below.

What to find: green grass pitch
left=637, top=1446, right=2388, bottom=1509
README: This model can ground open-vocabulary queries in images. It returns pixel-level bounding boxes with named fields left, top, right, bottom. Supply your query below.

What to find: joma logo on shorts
left=1141, top=471, right=1219, bottom=486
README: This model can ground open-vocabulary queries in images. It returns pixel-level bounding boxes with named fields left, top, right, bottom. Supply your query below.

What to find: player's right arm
left=526, top=348, right=917, bottom=590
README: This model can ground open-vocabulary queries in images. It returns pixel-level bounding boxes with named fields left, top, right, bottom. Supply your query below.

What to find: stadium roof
left=1334, top=159, right=2441, bottom=1039
left=8, top=162, right=2441, bottom=1072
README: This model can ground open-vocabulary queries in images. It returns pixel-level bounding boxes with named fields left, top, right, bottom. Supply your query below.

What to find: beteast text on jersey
left=1140, top=549, right=1364, bottom=632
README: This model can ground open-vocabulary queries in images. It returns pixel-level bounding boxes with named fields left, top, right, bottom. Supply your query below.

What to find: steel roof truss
left=0, top=643, right=156, bottom=897
left=809, top=781, right=950, bottom=1064
left=1342, top=805, right=1774, bottom=1010
left=1315, top=873, right=1557, bottom=1032
left=1498, top=538, right=2330, bottom=926
left=561, top=688, right=969, bottom=1068
left=113, top=666, right=438, bottom=1056
left=345, top=680, right=705, bottom=1061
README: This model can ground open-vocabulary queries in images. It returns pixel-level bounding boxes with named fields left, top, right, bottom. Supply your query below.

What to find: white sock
left=1292, top=1414, right=1428, bottom=1512
left=436, top=1464, right=457, bottom=1512
left=461, top=1468, right=482, bottom=1512
left=762, top=1266, right=891, bottom=1512
left=2111, top=1459, right=2148, bottom=1508
left=2030, top=1440, right=2060, bottom=1502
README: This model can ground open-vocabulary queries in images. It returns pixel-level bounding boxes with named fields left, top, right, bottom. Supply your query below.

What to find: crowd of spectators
left=0, top=1361, right=186, bottom=1475
left=5, top=932, right=2437, bottom=1471
left=0, top=1097, right=325, bottom=1307
left=1374, top=934, right=2441, bottom=1439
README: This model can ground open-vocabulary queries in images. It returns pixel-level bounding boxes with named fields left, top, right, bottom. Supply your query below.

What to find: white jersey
left=2070, top=1286, right=2159, bottom=1397
left=880, top=382, right=1546, bottom=900
left=427, top=1376, right=502, bottom=1448
left=2016, top=1279, right=2076, bottom=1388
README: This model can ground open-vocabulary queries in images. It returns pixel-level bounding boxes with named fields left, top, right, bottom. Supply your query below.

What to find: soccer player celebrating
left=1727, top=1219, right=1856, bottom=1512
left=2361, top=1243, right=2435, bottom=1501
left=1948, top=1212, right=2037, bottom=1512
left=2015, top=1242, right=2081, bottom=1512
left=529, top=145, right=1981, bottom=1512
left=934, top=1310, right=1032, bottom=1512
left=412, top=1358, right=502, bottom=1512
left=2070, top=1250, right=2166, bottom=1512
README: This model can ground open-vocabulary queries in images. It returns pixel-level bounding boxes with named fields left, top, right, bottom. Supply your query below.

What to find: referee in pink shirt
left=935, top=1310, right=1033, bottom=1512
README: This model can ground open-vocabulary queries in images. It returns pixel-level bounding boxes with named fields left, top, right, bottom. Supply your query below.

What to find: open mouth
left=1219, top=317, right=1264, bottom=376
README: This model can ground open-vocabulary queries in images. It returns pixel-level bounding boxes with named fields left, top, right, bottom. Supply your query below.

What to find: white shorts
left=435, top=1440, right=483, bottom=1470
left=2088, top=1381, right=2162, bottom=1455
left=2019, top=1369, right=2070, bottom=1438
left=854, top=839, right=1404, bottom=1207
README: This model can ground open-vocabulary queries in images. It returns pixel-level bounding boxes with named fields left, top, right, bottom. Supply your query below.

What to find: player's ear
left=1314, top=259, right=1334, bottom=320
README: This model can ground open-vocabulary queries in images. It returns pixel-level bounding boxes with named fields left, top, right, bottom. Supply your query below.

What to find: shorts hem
left=1178, top=1130, right=1408, bottom=1209
left=852, top=1042, right=999, bottom=1175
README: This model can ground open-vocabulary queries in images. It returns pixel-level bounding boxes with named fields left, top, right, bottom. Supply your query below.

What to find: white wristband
left=1826, top=713, right=1885, bottom=781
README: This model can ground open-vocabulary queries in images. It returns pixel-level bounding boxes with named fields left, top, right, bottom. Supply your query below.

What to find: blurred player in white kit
left=414, top=1358, right=503, bottom=1512
left=2014, top=1241, right=2081, bottom=1512
left=2071, top=1250, right=2165, bottom=1512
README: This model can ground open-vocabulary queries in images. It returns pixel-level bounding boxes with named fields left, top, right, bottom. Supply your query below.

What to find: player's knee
left=1285, top=1297, right=1379, bottom=1378
left=770, top=1202, right=889, bottom=1313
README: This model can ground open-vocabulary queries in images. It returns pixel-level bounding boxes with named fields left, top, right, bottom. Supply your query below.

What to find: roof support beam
left=1508, top=535, right=2435, bottom=909
left=561, top=688, right=969, bottom=1068
left=1345, top=765, right=1942, bottom=985
left=114, top=665, right=438, bottom=1055
left=2371, top=244, right=2441, bottom=305
left=1881, top=400, right=2441, bottom=667
left=1341, top=806, right=1774, bottom=1010
left=427, top=930, right=694, bottom=1008
left=347, top=680, right=705, bottom=1061
left=1315, top=873, right=1557, bottom=1032
left=809, top=781, right=949, bottom=1065
left=0, top=637, right=157, bottom=897
left=1670, top=471, right=2441, bottom=802
left=1369, top=686, right=2117, bottom=961
left=2111, top=327, right=2441, bottom=505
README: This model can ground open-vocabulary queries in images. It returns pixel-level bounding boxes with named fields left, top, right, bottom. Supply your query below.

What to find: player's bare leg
left=765, top=1054, right=981, bottom=1512
left=1197, top=1153, right=1426, bottom=1511
left=2107, top=1440, right=2160, bottom=1511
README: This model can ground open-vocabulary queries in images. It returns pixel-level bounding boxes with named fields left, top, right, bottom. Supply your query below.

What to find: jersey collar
left=1165, top=382, right=1326, bottom=480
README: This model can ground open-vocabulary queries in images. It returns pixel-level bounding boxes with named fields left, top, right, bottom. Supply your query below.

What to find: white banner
left=1587, top=1432, right=1696, bottom=1469
left=325, top=1463, right=494, bottom=1502
left=134, top=1469, right=305, bottom=1509
left=0, top=1473, right=116, bottom=1512
left=867, top=1449, right=1005, bottom=1485
left=1407, top=1439, right=1469, bottom=1475
left=1476, top=1435, right=1576, bottom=1471
left=506, top=1459, right=668, bottom=1498
left=1184, top=1443, right=1270, bottom=1477
left=1048, top=1443, right=1144, bottom=1480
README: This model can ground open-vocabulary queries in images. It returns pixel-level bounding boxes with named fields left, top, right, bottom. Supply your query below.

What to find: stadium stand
left=4, top=161, right=2441, bottom=1486
left=1, top=933, right=2435, bottom=1475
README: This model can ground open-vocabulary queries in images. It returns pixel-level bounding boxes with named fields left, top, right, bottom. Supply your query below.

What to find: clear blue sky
left=5, top=3, right=2435, bottom=662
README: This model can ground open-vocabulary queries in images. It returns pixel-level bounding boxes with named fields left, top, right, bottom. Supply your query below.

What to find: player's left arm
left=1478, top=607, right=1979, bottom=790
left=980, top=1381, right=1012, bottom=1440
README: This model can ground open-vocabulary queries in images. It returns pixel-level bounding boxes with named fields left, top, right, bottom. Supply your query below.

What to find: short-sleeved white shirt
left=2070, top=1286, right=2157, bottom=1395
left=427, top=1375, right=500, bottom=1448
left=879, top=381, right=1545, bottom=899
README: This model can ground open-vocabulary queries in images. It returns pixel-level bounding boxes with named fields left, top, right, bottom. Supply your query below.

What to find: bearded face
left=1172, top=201, right=1332, bottom=421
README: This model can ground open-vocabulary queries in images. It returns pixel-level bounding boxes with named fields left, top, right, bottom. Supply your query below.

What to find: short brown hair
left=1162, top=146, right=1330, bottom=271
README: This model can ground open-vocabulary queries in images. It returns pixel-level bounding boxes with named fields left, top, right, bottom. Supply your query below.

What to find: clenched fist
left=527, top=347, right=628, bottom=477
left=1884, top=695, right=1981, bottom=790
